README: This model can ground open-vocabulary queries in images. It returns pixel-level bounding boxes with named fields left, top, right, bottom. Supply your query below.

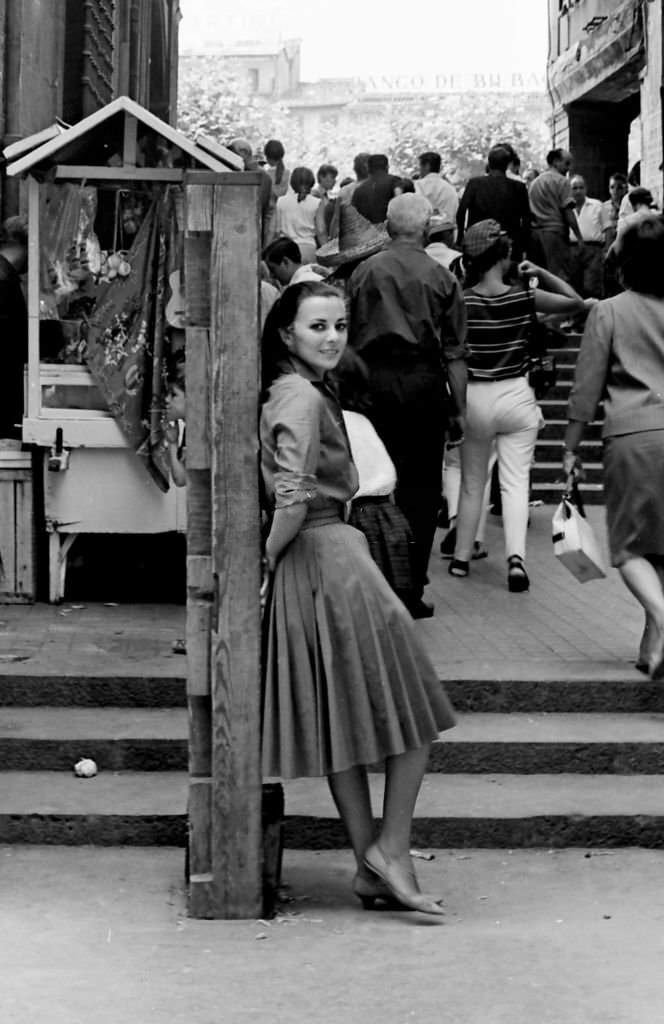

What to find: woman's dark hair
left=618, top=214, right=664, bottom=296
left=264, top=139, right=286, bottom=185
left=464, top=237, right=512, bottom=287
left=290, top=166, right=315, bottom=202
left=397, top=177, right=416, bottom=194
left=261, top=280, right=346, bottom=392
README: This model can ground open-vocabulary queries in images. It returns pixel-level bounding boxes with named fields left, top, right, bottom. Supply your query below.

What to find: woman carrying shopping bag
left=565, top=214, right=664, bottom=678
left=449, top=220, right=588, bottom=592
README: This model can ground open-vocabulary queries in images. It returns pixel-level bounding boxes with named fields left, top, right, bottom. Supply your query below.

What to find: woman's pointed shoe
left=362, top=844, right=445, bottom=917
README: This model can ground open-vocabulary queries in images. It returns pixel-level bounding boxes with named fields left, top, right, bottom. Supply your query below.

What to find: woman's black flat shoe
left=448, top=559, right=469, bottom=578
left=507, top=555, right=529, bottom=593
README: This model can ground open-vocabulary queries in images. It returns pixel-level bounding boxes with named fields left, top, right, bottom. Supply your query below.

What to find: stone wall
left=640, top=0, right=663, bottom=203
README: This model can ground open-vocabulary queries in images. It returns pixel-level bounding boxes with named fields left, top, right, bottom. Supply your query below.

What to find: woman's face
left=282, top=296, right=347, bottom=378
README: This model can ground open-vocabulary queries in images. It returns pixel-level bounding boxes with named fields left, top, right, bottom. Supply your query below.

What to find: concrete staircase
left=2, top=667, right=664, bottom=849
left=530, top=330, right=604, bottom=505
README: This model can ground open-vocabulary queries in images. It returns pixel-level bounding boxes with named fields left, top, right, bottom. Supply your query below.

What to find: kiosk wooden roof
left=5, top=95, right=243, bottom=180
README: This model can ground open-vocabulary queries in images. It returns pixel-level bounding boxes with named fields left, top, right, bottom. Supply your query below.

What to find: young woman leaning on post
left=259, top=280, right=455, bottom=915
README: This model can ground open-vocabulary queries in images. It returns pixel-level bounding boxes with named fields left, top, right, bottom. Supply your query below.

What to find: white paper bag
left=552, top=498, right=606, bottom=583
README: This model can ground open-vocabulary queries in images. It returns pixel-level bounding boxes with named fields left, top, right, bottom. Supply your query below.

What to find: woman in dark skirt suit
left=260, top=280, right=455, bottom=914
left=565, top=215, right=664, bottom=678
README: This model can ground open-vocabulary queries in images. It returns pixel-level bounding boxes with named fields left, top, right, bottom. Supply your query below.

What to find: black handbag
left=524, top=282, right=558, bottom=400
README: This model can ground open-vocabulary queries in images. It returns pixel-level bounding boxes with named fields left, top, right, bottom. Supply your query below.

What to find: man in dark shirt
left=456, top=145, right=531, bottom=260
left=352, top=154, right=402, bottom=224
left=0, top=216, right=28, bottom=439
left=348, top=193, right=468, bottom=617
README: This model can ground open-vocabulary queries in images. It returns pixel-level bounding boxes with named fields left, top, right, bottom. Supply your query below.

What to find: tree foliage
left=178, top=56, right=549, bottom=181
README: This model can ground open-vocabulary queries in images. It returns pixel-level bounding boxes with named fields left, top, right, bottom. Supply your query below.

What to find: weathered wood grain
left=209, top=179, right=263, bottom=918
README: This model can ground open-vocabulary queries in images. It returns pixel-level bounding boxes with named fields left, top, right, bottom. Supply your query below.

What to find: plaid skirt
left=348, top=496, right=416, bottom=596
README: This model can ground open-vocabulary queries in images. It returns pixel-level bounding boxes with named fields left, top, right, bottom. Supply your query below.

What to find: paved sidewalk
left=0, top=505, right=643, bottom=680
left=3, top=845, right=664, bottom=1024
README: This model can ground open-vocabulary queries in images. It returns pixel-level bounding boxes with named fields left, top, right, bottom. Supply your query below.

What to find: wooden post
left=185, top=171, right=263, bottom=918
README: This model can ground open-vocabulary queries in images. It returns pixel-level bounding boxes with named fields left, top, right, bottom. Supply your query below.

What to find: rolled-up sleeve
left=271, top=385, right=320, bottom=508
left=440, top=278, right=468, bottom=363
left=567, top=302, right=611, bottom=423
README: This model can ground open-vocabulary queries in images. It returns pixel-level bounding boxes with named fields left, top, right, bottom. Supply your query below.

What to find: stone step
left=2, top=708, right=664, bottom=773
left=2, top=668, right=661, bottom=712
left=530, top=481, right=604, bottom=504
left=535, top=439, right=602, bottom=462
left=531, top=462, right=603, bottom=485
left=539, top=419, right=603, bottom=441
left=0, top=674, right=187, bottom=708
left=2, top=771, right=663, bottom=848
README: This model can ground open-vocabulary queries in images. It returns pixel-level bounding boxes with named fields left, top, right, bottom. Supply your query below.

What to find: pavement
left=1, top=504, right=659, bottom=1023
left=2, top=845, right=664, bottom=1024
left=0, top=504, right=644, bottom=682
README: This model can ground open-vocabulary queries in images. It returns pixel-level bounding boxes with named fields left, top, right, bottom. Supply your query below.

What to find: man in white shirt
left=569, top=175, right=610, bottom=298
left=415, top=151, right=458, bottom=223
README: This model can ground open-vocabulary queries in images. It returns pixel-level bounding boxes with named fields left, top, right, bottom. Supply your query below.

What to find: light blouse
left=275, top=193, right=320, bottom=251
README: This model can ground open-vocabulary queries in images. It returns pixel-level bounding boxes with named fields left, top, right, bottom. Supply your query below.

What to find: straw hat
left=316, top=203, right=389, bottom=268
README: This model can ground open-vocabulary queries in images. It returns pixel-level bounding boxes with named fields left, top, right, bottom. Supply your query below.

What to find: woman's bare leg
left=364, top=744, right=445, bottom=914
left=619, top=557, right=664, bottom=676
left=327, top=765, right=375, bottom=878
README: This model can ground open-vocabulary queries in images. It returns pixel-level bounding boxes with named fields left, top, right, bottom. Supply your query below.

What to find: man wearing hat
left=348, top=193, right=468, bottom=618
left=426, top=215, right=463, bottom=278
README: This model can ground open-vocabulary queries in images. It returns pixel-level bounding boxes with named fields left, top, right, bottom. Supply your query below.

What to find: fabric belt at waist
left=301, top=501, right=345, bottom=530
left=352, top=495, right=392, bottom=506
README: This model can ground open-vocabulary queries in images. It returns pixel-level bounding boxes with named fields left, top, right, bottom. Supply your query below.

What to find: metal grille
left=82, top=0, right=117, bottom=116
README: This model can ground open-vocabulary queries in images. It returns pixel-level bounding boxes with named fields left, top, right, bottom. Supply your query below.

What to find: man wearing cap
left=348, top=193, right=468, bottom=618
left=528, top=148, right=582, bottom=280
left=426, top=216, right=463, bottom=279
left=456, top=144, right=531, bottom=261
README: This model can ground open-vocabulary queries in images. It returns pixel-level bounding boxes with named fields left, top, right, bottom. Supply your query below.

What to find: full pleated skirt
left=604, top=429, right=664, bottom=566
left=262, top=517, right=455, bottom=778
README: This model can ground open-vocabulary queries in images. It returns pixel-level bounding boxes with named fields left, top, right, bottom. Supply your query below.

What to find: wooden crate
left=0, top=451, right=35, bottom=603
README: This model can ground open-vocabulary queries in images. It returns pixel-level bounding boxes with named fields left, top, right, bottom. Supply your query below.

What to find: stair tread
left=1, top=708, right=662, bottom=743
left=0, top=707, right=187, bottom=739
left=283, top=773, right=664, bottom=817
left=1, top=771, right=664, bottom=817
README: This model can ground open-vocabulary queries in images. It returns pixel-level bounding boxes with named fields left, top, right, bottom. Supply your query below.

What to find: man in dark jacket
left=352, top=154, right=402, bottom=224
left=456, top=145, right=531, bottom=260
left=0, top=216, right=28, bottom=439
left=348, top=194, right=468, bottom=618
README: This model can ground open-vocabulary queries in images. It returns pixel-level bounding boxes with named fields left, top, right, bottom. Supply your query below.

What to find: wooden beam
left=208, top=179, right=262, bottom=919
left=123, top=115, right=138, bottom=166
left=26, top=177, right=41, bottom=420
left=54, top=166, right=184, bottom=181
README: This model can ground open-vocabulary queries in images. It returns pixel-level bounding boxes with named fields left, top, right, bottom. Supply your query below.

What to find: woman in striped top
left=450, top=219, right=589, bottom=592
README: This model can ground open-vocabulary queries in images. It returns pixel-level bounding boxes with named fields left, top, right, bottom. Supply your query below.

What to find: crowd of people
left=167, top=136, right=664, bottom=914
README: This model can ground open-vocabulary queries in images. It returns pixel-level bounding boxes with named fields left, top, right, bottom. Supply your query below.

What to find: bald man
left=569, top=174, right=611, bottom=298
left=348, top=193, right=468, bottom=617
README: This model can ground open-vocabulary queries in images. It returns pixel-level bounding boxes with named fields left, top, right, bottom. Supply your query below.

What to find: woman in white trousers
left=449, top=219, right=589, bottom=592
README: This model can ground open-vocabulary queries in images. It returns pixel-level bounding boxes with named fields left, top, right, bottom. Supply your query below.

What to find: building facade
left=548, top=0, right=662, bottom=201
left=0, top=0, right=181, bottom=217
